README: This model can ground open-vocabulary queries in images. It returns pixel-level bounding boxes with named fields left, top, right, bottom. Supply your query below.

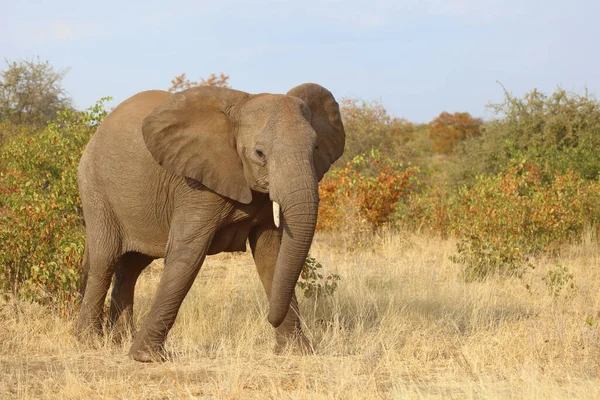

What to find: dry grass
left=1, top=231, right=599, bottom=399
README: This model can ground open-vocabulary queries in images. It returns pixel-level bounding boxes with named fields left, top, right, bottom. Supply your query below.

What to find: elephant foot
left=129, top=341, right=168, bottom=363
left=76, top=331, right=103, bottom=349
left=274, top=332, right=313, bottom=355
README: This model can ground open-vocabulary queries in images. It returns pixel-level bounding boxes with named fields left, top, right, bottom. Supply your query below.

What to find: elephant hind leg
left=108, top=252, right=154, bottom=341
left=75, top=216, right=122, bottom=338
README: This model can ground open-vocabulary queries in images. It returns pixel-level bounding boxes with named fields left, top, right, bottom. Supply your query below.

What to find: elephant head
left=141, top=83, right=345, bottom=327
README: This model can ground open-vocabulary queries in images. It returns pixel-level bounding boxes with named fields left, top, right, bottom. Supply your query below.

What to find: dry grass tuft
left=1, top=232, right=599, bottom=399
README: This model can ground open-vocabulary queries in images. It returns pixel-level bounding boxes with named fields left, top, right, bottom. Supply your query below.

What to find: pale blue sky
left=1, top=0, right=598, bottom=122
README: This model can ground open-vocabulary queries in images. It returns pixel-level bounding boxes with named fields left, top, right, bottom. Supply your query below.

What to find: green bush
left=0, top=121, right=36, bottom=145
left=542, top=264, right=575, bottom=297
left=297, top=255, right=340, bottom=299
left=337, top=98, right=418, bottom=168
left=0, top=98, right=110, bottom=309
left=452, top=88, right=600, bottom=188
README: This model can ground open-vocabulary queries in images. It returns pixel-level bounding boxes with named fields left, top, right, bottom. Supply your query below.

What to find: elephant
left=76, top=83, right=345, bottom=362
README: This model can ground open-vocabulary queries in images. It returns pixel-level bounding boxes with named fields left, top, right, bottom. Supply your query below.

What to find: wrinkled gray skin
left=76, top=83, right=345, bottom=362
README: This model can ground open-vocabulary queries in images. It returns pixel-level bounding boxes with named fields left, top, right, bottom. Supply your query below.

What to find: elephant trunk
left=268, top=158, right=319, bottom=327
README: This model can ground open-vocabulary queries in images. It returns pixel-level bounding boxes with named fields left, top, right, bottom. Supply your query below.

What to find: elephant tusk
left=273, top=201, right=281, bottom=228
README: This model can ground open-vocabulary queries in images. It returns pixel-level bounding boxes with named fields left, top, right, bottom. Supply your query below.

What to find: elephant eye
left=252, top=147, right=267, bottom=166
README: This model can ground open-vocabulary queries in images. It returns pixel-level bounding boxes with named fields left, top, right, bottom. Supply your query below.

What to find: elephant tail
left=76, top=206, right=86, bottom=226
left=78, top=242, right=90, bottom=300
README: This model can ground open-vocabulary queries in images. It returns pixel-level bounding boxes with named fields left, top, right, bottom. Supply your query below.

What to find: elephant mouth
left=249, top=177, right=269, bottom=193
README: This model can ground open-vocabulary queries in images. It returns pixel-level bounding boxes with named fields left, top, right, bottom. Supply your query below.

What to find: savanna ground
left=2, top=231, right=599, bottom=399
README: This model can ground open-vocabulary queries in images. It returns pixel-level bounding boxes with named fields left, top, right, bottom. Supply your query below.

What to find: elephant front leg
left=249, top=226, right=312, bottom=354
left=129, top=235, right=210, bottom=362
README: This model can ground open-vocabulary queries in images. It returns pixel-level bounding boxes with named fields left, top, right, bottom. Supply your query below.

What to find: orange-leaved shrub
left=397, top=186, right=452, bottom=237
left=445, top=164, right=600, bottom=279
left=318, top=151, right=418, bottom=232
left=397, top=162, right=600, bottom=279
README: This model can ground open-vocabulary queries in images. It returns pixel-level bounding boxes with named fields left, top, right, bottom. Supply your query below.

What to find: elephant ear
left=142, top=86, right=253, bottom=204
left=287, top=83, right=345, bottom=181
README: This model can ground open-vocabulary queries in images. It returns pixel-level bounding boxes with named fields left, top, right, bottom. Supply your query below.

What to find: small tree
left=428, top=111, right=482, bottom=154
left=0, top=58, right=72, bottom=126
left=168, top=72, right=230, bottom=93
